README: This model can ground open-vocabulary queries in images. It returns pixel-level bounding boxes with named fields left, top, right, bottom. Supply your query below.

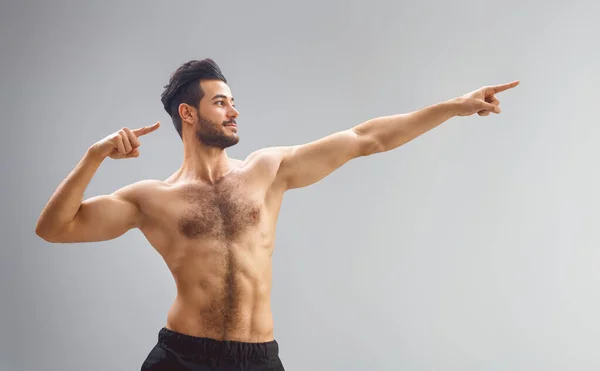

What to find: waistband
left=157, top=327, right=279, bottom=359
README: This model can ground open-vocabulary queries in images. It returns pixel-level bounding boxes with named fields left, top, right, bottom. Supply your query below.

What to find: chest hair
left=177, top=181, right=262, bottom=240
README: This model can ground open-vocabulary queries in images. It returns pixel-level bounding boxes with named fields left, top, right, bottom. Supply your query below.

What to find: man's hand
left=453, top=81, right=520, bottom=117
left=90, top=121, right=161, bottom=159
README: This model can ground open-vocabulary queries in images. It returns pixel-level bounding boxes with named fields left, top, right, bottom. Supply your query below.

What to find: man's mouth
left=224, top=121, right=237, bottom=127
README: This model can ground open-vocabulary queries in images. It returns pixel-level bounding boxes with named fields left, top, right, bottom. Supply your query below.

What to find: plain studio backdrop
left=1, top=1, right=599, bottom=370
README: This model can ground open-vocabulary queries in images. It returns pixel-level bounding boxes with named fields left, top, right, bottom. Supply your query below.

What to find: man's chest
left=144, top=177, right=279, bottom=242
left=177, top=182, right=264, bottom=240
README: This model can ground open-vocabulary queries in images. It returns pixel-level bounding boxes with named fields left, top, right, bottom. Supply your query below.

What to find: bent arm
left=53, top=189, right=141, bottom=243
left=276, top=100, right=460, bottom=190
left=35, top=148, right=142, bottom=243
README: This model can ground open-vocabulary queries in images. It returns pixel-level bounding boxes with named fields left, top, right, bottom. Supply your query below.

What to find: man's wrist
left=86, top=144, right=107, bottom=164
left=441, top=98, right=462, bottom=117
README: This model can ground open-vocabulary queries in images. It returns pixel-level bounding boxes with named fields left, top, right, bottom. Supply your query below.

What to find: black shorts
left=140, top=327, right=285, bottom=371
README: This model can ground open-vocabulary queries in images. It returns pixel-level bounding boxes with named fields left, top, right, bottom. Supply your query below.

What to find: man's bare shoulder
left=112, top=179, right=171, bottom=201
left=241, top=147, right=287, bottom=169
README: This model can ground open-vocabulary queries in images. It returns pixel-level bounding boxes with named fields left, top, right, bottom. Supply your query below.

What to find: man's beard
left=195, top=114, right=239, bottom=149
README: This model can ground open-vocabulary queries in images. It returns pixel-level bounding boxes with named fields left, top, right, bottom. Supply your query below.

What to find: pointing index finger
left=491, top=80, right=520, bottom=94
left=132, top=121, right=160, bottom=137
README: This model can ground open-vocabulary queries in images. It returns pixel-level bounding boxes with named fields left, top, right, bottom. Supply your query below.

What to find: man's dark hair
left=161, top=58, right=227, bottom=138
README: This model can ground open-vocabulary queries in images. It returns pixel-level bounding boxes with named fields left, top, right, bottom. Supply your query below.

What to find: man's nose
left=228, top=105, right=239, bottom=118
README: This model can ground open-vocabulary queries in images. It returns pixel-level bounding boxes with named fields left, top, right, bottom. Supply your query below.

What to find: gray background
left=2, top=1, right=599, bottom=370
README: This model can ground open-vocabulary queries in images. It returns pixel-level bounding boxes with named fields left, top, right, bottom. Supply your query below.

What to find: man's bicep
left=61, top=189, right=141, bottom=243
left=277, top=129, right=376, bottom=190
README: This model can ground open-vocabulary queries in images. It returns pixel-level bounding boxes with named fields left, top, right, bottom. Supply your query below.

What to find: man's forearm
left=35, top=147, right=105, bottom=237
left=353, top=100, right=459, bottom=154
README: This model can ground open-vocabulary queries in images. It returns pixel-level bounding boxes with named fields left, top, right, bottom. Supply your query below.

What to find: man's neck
left=178, top=140, right=233, bottom=184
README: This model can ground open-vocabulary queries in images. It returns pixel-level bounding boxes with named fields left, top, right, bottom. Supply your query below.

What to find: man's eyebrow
left=211, top=94, right=234, bottom=101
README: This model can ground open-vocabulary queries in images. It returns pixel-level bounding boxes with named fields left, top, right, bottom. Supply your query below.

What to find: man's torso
left=131, top=151, right=285, bottom=342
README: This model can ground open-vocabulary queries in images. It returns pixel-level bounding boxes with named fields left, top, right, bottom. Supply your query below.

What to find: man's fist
left=453, top=81, right=520, bottom=117
left=90, top=121, right=160, bottom=159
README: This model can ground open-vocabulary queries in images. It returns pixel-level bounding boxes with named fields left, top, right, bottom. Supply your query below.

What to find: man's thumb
left=128, top=148, right=140, bottom=158
left=481, top=101, right=501, bottom=114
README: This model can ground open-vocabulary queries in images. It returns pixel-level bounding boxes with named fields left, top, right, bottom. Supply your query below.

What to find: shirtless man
left=35, top=58, right=519, bottom=370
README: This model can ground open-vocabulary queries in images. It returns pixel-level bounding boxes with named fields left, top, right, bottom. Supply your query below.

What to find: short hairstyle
left=160, top=58, right=227, bottom=138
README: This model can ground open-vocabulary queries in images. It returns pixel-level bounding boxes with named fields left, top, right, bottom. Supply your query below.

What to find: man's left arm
left=275, top=81, right=519, bottom=190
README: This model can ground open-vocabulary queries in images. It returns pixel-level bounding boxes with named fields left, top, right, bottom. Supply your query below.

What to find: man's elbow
left=35, top=225, right=59, bottom=243
left=353, top=130, right=385, bottom=157
left=35, top=220, right=68, bottom=243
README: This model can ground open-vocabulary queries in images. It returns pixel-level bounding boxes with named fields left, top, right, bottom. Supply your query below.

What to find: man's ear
left=178, top=103, right=196, bottom=125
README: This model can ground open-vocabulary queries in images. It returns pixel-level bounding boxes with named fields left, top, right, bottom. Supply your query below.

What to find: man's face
left=194, top=80, right=240, bottom=149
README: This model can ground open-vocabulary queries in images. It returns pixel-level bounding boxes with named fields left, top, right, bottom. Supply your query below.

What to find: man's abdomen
left=165, top=261, right=274, bottom=342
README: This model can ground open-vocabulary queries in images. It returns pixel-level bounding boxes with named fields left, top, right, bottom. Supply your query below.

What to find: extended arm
left=276, top=81, right=519, bottom=190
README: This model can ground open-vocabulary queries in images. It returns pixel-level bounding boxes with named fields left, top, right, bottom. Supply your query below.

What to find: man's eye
left=216, top=101, right=224, bottom=106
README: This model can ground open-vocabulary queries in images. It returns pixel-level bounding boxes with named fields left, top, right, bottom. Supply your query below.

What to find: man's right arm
left=35, top=148, right=139, bottom=243
left=35, top=123, right=160, bottom=243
